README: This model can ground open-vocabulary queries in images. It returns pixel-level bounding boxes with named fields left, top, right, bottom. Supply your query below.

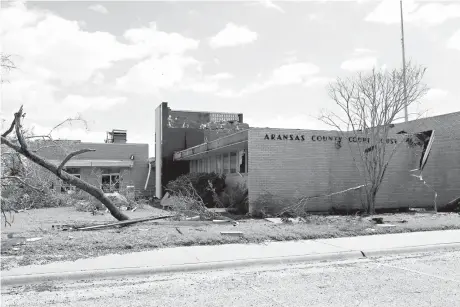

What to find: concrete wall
left=247, top=112, right=460, bottom=213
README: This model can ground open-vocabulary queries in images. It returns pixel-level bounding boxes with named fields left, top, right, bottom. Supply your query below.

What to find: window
left=190, top=160, right=194, bottom=173
left=60, top=168, right=80, bottom=193
left=216, top=155, right=222, bottom=174
left=223, top=154, right=229, bottom=174
left=239, top=150, right=246, bottom=174
left=230, top=152, right=237, bottom=173
left=198, top=159, right=203, bottom=172
left=209, top=156, right=215, bottom=173
left=101, top=173, right=120, bottom=192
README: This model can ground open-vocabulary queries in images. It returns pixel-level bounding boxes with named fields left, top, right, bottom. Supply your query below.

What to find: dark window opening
left=239, top=150, right=246, bottom=173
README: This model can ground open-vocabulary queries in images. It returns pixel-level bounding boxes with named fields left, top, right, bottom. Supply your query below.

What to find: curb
left=1, top=251, right=363, bottom=287
left=2, top=243, right=460, bottom=287
left=361, top=242, right=460, bottom=258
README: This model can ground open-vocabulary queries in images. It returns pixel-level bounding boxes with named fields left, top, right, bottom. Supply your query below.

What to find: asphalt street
left=2, top=250, right=460, bottom=307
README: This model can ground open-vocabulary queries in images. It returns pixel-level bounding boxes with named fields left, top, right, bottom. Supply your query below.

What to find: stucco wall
left=247, top=112, right=460, bottom=213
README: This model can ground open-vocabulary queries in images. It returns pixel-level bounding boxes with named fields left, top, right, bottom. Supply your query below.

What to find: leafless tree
left=320, top=62, right=429, bottom=214
left=1, top=106, right=129, bottom=221
left=1, top=53, right=16, bottom=83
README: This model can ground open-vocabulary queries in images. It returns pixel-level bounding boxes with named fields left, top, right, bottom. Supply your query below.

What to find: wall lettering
left=264, top=134, right=397, bottom=144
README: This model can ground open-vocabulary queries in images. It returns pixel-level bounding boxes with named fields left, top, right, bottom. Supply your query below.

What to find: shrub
left=166, top=172, right=226, bottom=208
left=251, top=192, right=306, bottom=218
left=224, top=183, right=249, bottom=214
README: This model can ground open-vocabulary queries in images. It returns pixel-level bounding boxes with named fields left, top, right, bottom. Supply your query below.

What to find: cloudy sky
left=1, top=0, right=459, bottom=156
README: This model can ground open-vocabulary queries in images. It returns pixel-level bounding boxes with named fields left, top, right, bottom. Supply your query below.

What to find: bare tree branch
left=2, top=119, right=16, bottom=138
left=57, top=149, right=96, bottom=175
left=1, top=176, right=43, bottom=192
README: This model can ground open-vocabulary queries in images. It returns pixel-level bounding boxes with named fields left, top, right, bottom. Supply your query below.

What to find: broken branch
left=1, top=176, right=43, bottom=192
left=2, top=119, right=15, bottom=138
left=57, top=149, right=95, bottom=175
left=77, top=215, right=174, bottom=231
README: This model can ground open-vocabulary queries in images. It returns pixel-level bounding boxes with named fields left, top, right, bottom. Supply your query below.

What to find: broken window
left=403, top=130, right=434, bottom=171
left=239, top=150, right=246, bottom=173
left=60, top=168, right=81, bottom=193
left=417, top=130, right=434, bottom=171
left=101, top=173, right=120, bottom=193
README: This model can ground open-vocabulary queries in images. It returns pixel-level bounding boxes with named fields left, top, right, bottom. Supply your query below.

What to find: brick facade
left=248, top=112, right=460, bottom=213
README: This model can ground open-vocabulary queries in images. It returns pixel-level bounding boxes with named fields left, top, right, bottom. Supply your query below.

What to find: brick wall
left=248, top=112, right=460, bottom=213
left=35, top=141, right=151, bottom=196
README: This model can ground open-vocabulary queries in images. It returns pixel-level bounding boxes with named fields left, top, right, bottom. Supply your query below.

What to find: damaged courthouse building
left=156, top=103, right=460, bottom=214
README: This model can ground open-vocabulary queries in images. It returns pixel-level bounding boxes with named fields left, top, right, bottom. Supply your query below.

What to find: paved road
left=2, top=250, right=460, bottom=307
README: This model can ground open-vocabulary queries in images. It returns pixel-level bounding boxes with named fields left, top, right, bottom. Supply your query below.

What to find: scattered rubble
left=220, top=231, right=244, bottom=237
left=25, top=237, right=42, bottom=242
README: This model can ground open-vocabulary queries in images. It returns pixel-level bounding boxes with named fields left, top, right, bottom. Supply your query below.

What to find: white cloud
left=365, top=0, right=460, bottom=26
left=217, top=62, right=320, bottom=97
left=88, top=4, right=108, bottom=15
left=123, top=22, right=199, bottom=56
left=115, top=55, right=200, bottom=95
left=304, top=76, right=335, bottom=87
left=181, top=73, right=234, bottom=93
left=415, top=88, right=456, bottom=118
left=424, top=88, right=449, bottom=101
left=341, top=56, right=378, bottom=71
left=61, top=95, right=127, bottom=113
left=257, top=1, right=285, bottom=13
left=92, top=72, right=105, bottom=85
left=270, top=62, right=320, bottom=85
left=352, top=48, right=376, bottom=56
left=1, top=4, right=135, bottom=86
left=447, top=29, right=460, bottom=51
left=307, top=13, right=321, bottom=21
left=209, top=23, right=258, bottom=49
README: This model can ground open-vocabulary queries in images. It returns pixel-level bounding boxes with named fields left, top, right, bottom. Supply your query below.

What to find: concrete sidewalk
left=2, top=230, right=460, bottom=286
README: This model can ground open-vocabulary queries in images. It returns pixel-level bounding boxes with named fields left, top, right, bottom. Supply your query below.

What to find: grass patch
left=1, top=206, right=459, bottom=271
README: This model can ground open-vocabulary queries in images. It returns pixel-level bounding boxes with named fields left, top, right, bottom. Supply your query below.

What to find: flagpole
left=400, top=0, right=408, bottom=122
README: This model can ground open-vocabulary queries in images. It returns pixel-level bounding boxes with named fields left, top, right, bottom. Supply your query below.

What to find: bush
left=223, top=183, right=249, bottom=214
left=251, top=193, right=305, bottom=218
left=166, top=172, right=226, bottom=208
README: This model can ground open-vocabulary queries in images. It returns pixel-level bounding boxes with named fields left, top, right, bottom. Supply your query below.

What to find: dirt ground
left=1, top=206, right=459, bottom=271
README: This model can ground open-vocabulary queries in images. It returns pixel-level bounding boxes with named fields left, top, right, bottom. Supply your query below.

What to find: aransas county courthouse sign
left=264, top=134, right=398, bottom=144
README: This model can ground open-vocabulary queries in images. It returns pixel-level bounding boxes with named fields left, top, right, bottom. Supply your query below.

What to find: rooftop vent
left=105, top=129, right=127, bottom=144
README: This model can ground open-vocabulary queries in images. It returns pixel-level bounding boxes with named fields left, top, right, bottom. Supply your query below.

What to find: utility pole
left=400, top=0, right=408, bottom=122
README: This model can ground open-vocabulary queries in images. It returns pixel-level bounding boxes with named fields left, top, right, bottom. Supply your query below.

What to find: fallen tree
left=1, top=106, right=129, bottom=221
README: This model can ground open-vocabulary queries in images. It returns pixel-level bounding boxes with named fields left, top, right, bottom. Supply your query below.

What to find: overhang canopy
left=49, top=159, right=134, bottom=168
left=173, top=130, right=249, bottom=161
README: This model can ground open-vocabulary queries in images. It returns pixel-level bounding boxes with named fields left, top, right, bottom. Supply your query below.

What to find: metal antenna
left=400, top=0, right=408, bottom=122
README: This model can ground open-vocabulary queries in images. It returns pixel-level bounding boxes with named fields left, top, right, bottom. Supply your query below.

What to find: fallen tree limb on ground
left=77, top=215, right=174, bottom=231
